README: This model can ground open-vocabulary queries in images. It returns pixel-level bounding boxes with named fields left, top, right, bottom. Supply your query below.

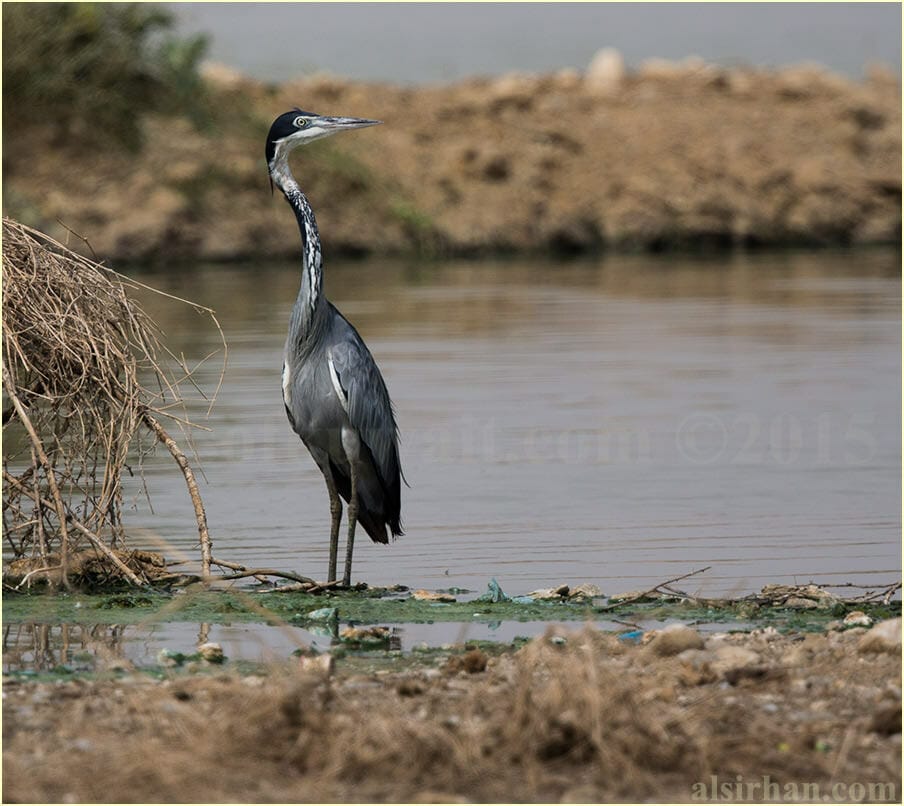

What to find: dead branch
left=598, top=566, right=712, bottom=612
left=215, top=568, right=317, bottom=585
left=141, top=410, right=212, bottom=577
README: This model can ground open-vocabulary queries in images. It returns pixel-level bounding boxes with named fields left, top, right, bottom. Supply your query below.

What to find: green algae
left=4, top=586, right=897, bottom=633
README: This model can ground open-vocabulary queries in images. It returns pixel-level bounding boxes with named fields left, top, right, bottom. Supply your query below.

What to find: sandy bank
left=4, top=59, right=900, bottom=261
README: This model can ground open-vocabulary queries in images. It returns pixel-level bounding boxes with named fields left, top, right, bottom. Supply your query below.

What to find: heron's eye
left=293, top=116, right=308, bottom=129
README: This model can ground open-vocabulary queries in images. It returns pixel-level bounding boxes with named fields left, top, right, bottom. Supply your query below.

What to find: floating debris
left=475, top=578, right=510, bottom=603
left=618, top=630, right=645, bottom=644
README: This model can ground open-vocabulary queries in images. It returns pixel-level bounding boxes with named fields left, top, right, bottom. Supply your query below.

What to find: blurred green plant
left=2, top=2, right=209, bottom=151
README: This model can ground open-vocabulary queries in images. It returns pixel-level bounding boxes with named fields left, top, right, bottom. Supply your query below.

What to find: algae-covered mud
left=4, top=582, right=900, bottom=677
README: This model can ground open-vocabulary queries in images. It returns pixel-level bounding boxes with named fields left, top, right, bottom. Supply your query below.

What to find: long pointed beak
left=317, top=116, right=382, bottom=131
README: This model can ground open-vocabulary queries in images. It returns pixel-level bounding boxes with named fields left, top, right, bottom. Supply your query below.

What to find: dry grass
left=2, top=217, right=222, bottom=587
left=3, top=626, right=901, bottom=803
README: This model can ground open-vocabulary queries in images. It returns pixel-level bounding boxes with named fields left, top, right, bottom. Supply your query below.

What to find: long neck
left=270, top=153, right=325, bottom=348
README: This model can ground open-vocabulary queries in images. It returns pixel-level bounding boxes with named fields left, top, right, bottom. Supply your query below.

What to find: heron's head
left=265, top=108, right=381, bottom=170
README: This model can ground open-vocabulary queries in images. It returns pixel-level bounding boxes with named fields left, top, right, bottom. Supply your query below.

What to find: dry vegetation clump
left=3, top=625, right=900, bottom=803
left=2, top=217, right=220, bottom=587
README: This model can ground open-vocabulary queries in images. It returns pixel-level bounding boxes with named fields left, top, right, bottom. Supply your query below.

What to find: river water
left=121, top=248, right=900, bottom=599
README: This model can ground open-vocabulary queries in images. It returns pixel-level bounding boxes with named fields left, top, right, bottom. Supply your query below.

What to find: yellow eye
left=293, top=116, right=308, bottom=128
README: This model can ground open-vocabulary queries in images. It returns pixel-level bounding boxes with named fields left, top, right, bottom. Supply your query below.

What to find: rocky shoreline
left=4, top=56, right=901, bottom=262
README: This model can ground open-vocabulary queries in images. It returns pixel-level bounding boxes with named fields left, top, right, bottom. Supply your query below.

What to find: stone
left=412, top=589, right=457, bottom=603
left=842, top=610, right=873, bottom=628
left=339, top=626, right=391, bottom=645
left=711, top=646, right=761, bottom=675
left=585, top=48, right=625, bottom=96
left=858, top=618, right=902, bottom=654
left=197, top=642, right=225, bottom=664
left=568, top=583, right=603, bottom=600
left=527, top=584, right=571, bottom=600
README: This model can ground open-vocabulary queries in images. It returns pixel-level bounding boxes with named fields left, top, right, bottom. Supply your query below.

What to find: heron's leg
left=343, top=465, right=358, bottom=587
left=325, top=475, right=342, bottom=583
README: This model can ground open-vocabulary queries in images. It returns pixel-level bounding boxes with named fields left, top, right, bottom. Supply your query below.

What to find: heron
left=266, top=109, right=403, bottom=586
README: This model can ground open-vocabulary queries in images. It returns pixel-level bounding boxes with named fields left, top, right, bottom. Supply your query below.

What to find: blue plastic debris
left=511, top=595, right=536, bottom=604
left=475, top=577, right=510, bottom=603
left=618, top=630, right=645, bottom=644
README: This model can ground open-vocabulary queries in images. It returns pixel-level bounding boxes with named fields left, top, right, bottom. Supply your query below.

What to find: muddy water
left=119, top=248, right=900, bottom=598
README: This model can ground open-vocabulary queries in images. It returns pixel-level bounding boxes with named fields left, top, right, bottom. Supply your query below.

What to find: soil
left=3, top=583, right=902, bottom=803
left=3, top=622, right=901, bottom=803
left=3, top=60, right=900, bottom=262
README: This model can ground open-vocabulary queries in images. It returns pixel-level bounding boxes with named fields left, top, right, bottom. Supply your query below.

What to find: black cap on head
left=265, top=108, right=316, bottom=166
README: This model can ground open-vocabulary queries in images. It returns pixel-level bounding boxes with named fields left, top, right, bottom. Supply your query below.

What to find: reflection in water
left=105, top=249, right=902, bottom=596
left=3, top=623, right=130, bottom=673
left=5, top=616, right=759, bottom=674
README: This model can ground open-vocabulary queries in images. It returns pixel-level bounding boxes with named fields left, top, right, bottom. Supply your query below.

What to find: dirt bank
left=4, top=622, right=901, bottom=803
left=3, top=59, right=900, bottom=262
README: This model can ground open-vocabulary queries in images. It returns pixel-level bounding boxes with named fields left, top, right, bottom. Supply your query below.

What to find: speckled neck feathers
left=269, top=146, right=324, bottom=348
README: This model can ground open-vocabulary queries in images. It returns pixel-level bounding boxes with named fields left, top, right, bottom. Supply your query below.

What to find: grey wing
left=327, top=318, right=402, bottom=497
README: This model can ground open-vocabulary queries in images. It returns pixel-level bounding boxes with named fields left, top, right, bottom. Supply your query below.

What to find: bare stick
left=141, top=409, right=212, bottom=577
left=598, top=565, right=712, bottom=612
left=54, top=218, right=99, bottom=263
left=816, top=581, right=901, bottom=590
left=14, top=565, right=63, bottom=590
left=254, top=582, right=311, bottom=594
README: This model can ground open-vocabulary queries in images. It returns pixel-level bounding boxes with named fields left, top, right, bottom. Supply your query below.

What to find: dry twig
left=598, top=566, right=712, bottom=612
left=2, top=217, right=224, bottom=587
